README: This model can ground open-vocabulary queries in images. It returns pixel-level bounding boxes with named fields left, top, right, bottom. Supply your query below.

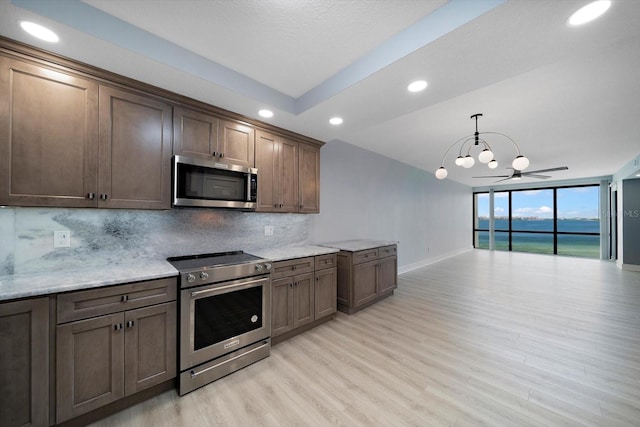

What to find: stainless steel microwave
left=172, top=155, right=258, bottom=210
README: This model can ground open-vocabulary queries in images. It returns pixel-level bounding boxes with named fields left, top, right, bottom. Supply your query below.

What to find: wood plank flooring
left=90, top=250, right=640, bottom=426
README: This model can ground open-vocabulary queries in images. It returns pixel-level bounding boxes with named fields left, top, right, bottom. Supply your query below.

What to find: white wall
left=310, top=140, right=472, bottom=272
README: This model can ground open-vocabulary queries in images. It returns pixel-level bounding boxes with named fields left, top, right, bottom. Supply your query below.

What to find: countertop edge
left=318, top=240, right=399, bottom=252
left=0, top=262, right=179, bottom=303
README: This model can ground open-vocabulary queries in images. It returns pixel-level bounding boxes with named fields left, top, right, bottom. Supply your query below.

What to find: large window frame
left=473, top=184, right=600, bottom=257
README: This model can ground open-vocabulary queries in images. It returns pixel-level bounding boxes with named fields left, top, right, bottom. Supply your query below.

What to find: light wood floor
left=90, top=250, right=640, bottom=426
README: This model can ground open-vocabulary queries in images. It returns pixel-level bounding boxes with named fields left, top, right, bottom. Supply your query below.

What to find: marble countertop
left=319, top=239, right=398, bottom=252
left=0, top=245, right=346, bottom=302
left=0, top=260, right=179, bottom=302
left=249, top=245, right=339, bottom=262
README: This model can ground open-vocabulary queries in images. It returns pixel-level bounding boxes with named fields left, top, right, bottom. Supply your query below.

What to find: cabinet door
left=271, top=276, right=294, bottom=337
left=0, top=297, right=49, bottom=427
left=255, top=130, right=279, bottom=212
left=173, top=106, right=219, bottom=158
left=293, top=273, right=314, bottom=328
left=56, top=313, right=125, bottom=423
left=315, top=267, right=337, bottom=320
left=0, top=56, right=98, bottom=207
left=298, top=143, right=320, bottom=213
left=219, top=120, right=254, bottom=167
left=280, top=137, right=299, bottom=212
left=378, top=256, right=398, bottom=296
left=124, top=302, right=176, bottom=395
left=352, top=259, right=379, bottom=308
left=98, top=86, right=172, bottom=209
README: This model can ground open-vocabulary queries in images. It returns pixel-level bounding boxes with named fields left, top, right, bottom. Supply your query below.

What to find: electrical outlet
left=264, top=225, right=274, bottom=236
left=54, top=230, right=71, bottom=248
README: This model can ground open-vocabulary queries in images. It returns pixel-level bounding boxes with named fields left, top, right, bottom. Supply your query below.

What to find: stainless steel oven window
left=194, top=284, right=263, bottom=350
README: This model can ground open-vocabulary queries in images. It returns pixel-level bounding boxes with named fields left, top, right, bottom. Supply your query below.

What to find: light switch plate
left=54, top=230, right=71, bottom=248
left=264, top=226, right=274, bottom=236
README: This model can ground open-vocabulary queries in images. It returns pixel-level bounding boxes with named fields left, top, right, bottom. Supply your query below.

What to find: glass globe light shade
left=454, top=155, right=465, bottom=166
left=435, top=167, right=448, bottom=179
left=512, top=155, right=530, bottom=170
left=462, top=155, right=475, bottom=168
left=478, top=148, right=493, bottom=163
left=488, top=159, right=498, bottom=169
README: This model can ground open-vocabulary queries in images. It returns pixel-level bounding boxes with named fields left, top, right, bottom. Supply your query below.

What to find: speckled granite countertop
left=319, top=239, right=398, bottom=252
left=0, top=260, right=179, bottom=302
left=249, top=245, right=339, bottom=262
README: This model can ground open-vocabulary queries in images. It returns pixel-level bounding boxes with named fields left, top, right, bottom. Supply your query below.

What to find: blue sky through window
left=476, top=186, right=599, bottom=219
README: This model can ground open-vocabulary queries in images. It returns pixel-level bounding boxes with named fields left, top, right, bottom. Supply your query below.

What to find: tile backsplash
left=0, top=207, right=309, bottom=275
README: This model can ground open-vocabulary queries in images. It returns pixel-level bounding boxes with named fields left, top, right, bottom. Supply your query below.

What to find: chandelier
left=435, top=113, right=529, bottom=179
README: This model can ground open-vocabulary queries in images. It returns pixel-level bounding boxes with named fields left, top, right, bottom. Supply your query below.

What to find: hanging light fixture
left=434, top=113, right=529, bottom=180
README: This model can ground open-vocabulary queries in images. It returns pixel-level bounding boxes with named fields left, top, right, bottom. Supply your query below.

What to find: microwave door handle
left=246, top=173, right=251, bottom=202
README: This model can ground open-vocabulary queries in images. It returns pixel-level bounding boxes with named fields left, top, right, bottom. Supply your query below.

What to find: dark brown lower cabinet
left=315, top=266, right=337, bottom=319
left=336, top=245, right=398, bottom=314
left=271, top=254, right=337, bottom=342
left=55, top=279, right=177, bottom=424
left=0, top=297, right=49, bottom=427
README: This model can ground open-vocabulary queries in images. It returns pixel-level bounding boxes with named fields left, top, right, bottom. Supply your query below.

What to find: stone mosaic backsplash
left=0, top=207, right=309, bottom=275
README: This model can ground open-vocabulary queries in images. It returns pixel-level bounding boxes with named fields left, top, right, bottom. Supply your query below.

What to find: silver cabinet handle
left=114, top=323, right=123, bottom=331
left=126, top=320, right=134, bottom=328
left=87, top=192, right=95, bottom=200
left=121, top=295, right=128, bottom=302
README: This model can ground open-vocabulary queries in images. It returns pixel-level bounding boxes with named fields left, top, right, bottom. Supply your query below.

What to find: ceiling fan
left=473, top=166, right=568, bottom=183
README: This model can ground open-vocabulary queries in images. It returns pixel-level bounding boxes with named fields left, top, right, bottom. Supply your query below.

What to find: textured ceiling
left=2, top=0, right=640, bottom=188
left=83, top=0, right=447, bottom=98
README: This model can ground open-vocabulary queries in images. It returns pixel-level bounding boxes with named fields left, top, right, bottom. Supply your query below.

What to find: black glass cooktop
left=167, top=251, right=263, bottom=271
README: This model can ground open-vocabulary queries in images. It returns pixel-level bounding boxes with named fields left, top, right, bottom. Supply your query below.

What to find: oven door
left=180, top=275, right=270, bottom=371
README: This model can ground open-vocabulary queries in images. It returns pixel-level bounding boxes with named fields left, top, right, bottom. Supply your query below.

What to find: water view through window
left=473, top=185, right=600, bottom=258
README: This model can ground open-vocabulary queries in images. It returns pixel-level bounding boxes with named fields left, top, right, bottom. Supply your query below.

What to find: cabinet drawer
left=379, top=245, right=397, bottom=258
left=57, top=277, right=177, bottom=324
left=315, top=253, right=337, bottom=270
left=353, top=248, right=379, bottom=264
left=271, top=257, right=315, bottom=280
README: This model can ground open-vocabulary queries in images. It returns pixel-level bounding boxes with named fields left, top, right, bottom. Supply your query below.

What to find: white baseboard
left=398, top=247, right=473, bottom=274
left=620, top=263, right=640, bottom=272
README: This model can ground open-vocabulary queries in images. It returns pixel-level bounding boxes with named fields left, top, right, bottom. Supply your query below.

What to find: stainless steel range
left=167, top=251, right=272, bottom=395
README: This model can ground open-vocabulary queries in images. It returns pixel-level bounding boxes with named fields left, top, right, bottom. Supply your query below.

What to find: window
left=473, top=185, right=600, bottom=258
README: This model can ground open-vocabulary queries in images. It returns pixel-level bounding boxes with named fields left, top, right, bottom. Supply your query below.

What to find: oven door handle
left=190, top=340, right=270, bottom=378
left=190, top=277, right=268, bottom=297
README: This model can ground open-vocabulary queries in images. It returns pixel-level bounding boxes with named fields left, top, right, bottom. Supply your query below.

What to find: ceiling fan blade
left=523, top=166, right=568, bottom=174
left=494, top=177, right=512, bottom=183
left=524, top=174, right=551, bottom=179
left=473, top=175, right=510, bottom=178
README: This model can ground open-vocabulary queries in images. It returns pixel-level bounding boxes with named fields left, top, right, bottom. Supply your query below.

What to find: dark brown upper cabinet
left=173, top=106, right=255, bottom=168
left=0, top=56, right=172, bottom=209
left=98, top=86, right=172, bottom=209
left=0, top=56, right=99, bottom=207
left=255, top=130, right=298, bottom=212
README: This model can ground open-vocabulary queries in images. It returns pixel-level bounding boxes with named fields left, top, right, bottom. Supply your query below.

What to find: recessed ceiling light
left=567, top=1, right=611, bottom=27
left=329, top=117, right=343, bottom=125
left=20, top=21, right=59, bottom=42
left=407, top=80, right=428, bottom=93
left=258, top=109, right=273, bottom=118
